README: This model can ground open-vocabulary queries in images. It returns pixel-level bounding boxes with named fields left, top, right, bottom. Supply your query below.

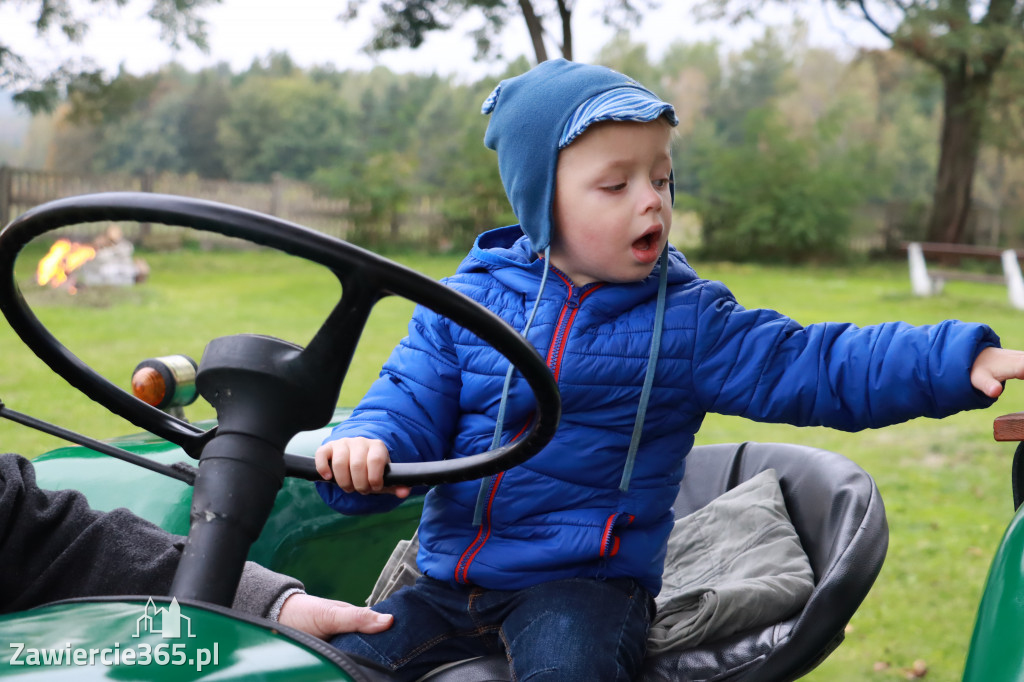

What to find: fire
left=37, top=239, right=97, bottom=294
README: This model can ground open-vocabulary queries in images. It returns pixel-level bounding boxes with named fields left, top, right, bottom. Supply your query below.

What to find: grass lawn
left=2, top=241, right=1023, bottom=680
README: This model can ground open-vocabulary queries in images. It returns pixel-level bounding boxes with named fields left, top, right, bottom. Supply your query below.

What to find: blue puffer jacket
left=317, top=226, right=999, bottom=595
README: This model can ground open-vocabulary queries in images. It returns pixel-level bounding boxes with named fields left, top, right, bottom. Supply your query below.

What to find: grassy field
left=2, top=242, right=1023, bottom=680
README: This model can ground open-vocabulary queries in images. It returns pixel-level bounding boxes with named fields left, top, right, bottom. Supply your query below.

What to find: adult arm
left=0, top=452, right=190, bottom=613
left=0, top=452, right=390, bottom=637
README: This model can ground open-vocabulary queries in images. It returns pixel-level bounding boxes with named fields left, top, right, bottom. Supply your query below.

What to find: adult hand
left=278, top=592, right=394, bottom=640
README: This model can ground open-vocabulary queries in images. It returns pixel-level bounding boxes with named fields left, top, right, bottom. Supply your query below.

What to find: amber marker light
left=132, top=366, right=168, bottom=407
left=131, top=355, right=199, bottom=410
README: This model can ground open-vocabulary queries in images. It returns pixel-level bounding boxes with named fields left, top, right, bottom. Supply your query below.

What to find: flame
left=37, top=239, right=96, bottom=294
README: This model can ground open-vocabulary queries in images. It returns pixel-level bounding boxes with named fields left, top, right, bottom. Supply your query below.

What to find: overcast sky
left=2, top=0, right=888, bottom=84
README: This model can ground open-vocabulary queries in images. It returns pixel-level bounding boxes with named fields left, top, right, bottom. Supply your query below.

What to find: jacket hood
left=482, top=59, right=677, bottom=254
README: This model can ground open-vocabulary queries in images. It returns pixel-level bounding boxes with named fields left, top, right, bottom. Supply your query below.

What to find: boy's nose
left=640, top=185, right=664, bottom=213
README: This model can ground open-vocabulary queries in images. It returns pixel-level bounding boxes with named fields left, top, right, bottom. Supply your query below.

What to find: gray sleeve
left=0, top=453, right=304, bottom=620
left=231, top=561, right=305, bottom=620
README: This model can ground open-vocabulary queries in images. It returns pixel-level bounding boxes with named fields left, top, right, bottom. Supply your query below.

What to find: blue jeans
left=331, top=575, right=653, bottom=681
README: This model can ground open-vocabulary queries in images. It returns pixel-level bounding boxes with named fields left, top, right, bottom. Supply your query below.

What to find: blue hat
left=482, top=59, right=677, bottom=253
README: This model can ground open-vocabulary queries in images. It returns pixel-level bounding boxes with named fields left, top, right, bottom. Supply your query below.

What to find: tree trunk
left=557, top=0, right=573, bottom=60
left=926, top=70, right=994, bottom=243
left=517, top=0, right=548, bottom=62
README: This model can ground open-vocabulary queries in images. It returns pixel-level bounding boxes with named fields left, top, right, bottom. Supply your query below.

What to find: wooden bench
left=904, top=242, right=1024, bottom=310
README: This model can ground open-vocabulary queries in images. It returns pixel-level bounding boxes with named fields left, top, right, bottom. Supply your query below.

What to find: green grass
left=2, top=246, right=1023, bottom=680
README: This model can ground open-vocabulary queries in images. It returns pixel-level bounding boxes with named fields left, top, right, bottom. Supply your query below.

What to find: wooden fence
left=5, top=165, right=1020, bottom=257
left=0, top=166, right=447, bottom=249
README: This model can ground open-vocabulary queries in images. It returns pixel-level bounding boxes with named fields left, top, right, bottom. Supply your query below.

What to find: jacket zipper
left=454, top=272, right=603, bottom=584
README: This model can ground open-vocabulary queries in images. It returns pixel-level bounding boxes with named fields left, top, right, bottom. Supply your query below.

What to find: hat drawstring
left=619, top=246, right=669, bottom=492
left=473, top=247, right=552, bottom=526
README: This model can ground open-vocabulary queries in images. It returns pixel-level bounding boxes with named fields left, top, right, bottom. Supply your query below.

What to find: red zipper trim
left=545, top=304, right=573, bottom=371
left=600, top=514, right=618, bottom=557
left=545, top=272, right=603, bottom=381
left=454, top=420, right=531, bottom=584
left=454, top=274, right=601, bottom=584
left=600, top=513, right=635, bottom=557
left=456, top=471, right=504, bottom=583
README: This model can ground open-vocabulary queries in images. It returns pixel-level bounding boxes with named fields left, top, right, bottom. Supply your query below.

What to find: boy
left=315, top=59, right=1024, bottom=680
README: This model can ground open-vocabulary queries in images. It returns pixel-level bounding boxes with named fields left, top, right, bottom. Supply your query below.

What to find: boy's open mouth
left=632, top=228, right=662, bottom=264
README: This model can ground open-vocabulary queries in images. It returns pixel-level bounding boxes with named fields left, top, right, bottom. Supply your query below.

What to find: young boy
left=315, top=59, right=1024, bottom=680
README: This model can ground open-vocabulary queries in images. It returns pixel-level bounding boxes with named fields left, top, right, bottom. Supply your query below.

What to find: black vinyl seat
left=419, top=441, right=889, bottom=682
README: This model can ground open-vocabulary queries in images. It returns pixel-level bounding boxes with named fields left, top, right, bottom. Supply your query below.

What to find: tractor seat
left=422, top=441, right=889, bottom=682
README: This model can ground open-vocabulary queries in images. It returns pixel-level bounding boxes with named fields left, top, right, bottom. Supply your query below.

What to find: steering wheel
left=0, top=192, right=561, bottom=605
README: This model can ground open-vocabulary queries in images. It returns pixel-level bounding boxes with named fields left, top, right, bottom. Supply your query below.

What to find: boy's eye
left=602, top=182, right=627, bottom=192
left=653, top=178, right=670, bottom=189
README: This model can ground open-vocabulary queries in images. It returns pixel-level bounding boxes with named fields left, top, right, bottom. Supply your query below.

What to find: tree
left=177, top=68, right=232, bottom=178
left=217, top=72, right=349, bottom=182
left=342, top=0, right=656, bottom=63
left=1, top=0, right=219, bottom=113
left=698, top=0, right=1024, bottom=244
left=691, top=107, right=875, bottom=262
left=660, top=26, right=876, bottom=261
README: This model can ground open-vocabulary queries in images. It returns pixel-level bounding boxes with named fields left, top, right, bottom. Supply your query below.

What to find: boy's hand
left=971, top=347, right=1024, bottom=398
left=314, top=437, right=411, bottom=498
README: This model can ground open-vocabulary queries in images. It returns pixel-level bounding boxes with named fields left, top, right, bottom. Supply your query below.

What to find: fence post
left=907, top=242, right=937, bottom=297
left=1001, top=250, right=1024, bottom=311
left=0, top=165, right=11, bottom=227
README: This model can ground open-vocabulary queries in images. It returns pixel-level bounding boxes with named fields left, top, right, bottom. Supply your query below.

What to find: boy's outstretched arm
left=971, top=347, right=1024, bottom=398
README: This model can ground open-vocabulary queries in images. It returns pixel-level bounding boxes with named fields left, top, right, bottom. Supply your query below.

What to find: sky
left=2, top=0, right=891, bottom=86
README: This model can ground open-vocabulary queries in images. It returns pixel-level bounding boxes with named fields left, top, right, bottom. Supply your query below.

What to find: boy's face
left=550, top=119, right=673, bottom=287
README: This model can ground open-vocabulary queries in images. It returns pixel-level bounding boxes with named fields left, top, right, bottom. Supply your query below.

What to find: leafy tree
left=593, top=31, right=660, bottom=86
left=43, top=65, right=230, bottom=177
left=1, top=0, right=219, bottom=112
left=654, top=28, right=798, bottom=201
left=43, top=68, right=168, bottom=174
left=95, top=85, right=190, bottom=175
left=986, top=41, right=1024, bottom=156
left=178, top=68, right=232, bottom=178
left=697, top=0, right=1024, bottom=244
left=711, top=26, right=798, bottom=144
left=311, top=68, right=455, bottom=245
left=342, top=0, right=656, bottom=63
left=844, top=49, right=945, bottom=242
left=690, top=107, right=875, bottom=262
left=412, top=70, right=515, bottom=248
left=217, top=72, right=349, bottom=182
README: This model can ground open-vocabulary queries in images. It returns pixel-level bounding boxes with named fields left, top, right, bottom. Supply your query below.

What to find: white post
left=1001, top=250, right=1024, bottom=310
left=908, top=242, right=935, bottom=296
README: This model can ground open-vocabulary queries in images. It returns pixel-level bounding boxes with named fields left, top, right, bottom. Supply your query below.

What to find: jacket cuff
left=231, top=561, right=304, bottom=619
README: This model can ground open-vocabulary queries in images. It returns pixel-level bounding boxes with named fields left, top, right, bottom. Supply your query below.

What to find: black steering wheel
left=0, top=192, right=561, bottom=606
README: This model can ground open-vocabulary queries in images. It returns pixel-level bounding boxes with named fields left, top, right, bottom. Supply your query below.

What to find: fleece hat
left=482, top=59, right=678, bottom=253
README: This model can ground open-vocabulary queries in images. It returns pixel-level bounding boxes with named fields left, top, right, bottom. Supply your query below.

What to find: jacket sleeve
left=690, top=281, right=1000, bottom=430
left=317, top=303, right=464, bottom=515
left=0, top=453, right=301, bottom=617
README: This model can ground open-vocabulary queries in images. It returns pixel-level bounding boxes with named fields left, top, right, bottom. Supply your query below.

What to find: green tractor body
left=0, top=411, right=422, bottom=680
